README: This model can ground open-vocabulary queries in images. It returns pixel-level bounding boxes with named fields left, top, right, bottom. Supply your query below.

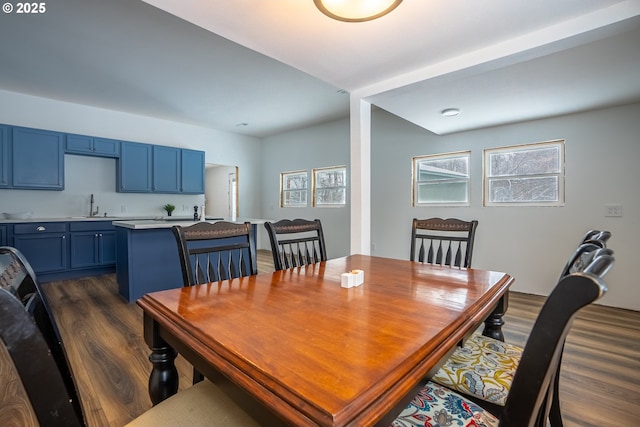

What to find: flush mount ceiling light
left=314, top=0, right=403, bottom=22
left=441, top=108, right=460, bottom=117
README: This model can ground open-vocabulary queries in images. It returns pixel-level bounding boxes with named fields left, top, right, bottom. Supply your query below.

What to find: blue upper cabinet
left=181, top=149, right=205, bottom=194
left=118, top=141, right=152, bottom=192
left=153, top=145, right=181, bottom=193
left=0, top=125, right=8, bottom=188
left=120, top=143, right=204, bottom=194
left=66, top=133, right=120, bottom=158
left=12, top=126, right=64, bottom=190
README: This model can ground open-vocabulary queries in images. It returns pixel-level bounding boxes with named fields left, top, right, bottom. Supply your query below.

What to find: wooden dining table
left=138, top=254, right=514, bottom=426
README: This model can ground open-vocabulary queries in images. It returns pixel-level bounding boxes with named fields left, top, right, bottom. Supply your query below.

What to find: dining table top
left=138, top=254, right=514, bottom=426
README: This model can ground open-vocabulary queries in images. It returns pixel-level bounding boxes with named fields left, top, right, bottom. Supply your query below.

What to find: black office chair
left=430, top=231, right=612, bottom=427
left=264, top=218, right=327, bottom=270
left=410, top=217, right=478, bottom=268
left=172, top=221, right=257, bottom=286
left=392, top=251, right=614, bottom=427
left=0, top=246, right=268, bottom=427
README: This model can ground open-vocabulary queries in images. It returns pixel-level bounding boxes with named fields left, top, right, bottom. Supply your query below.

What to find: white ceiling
left=1, top=0, right=639, bottom=137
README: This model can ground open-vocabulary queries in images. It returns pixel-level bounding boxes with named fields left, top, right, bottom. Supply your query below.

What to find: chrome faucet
left=90, top=194, right=99, bottom=217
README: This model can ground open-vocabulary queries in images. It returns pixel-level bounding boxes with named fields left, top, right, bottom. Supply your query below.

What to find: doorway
left=205, top=164, right=238, bottom=220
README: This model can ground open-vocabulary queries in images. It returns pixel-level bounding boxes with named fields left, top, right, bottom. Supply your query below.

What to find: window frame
left=280, top=170, right=308, bottom=208
left=312, top=165, right=347, bottom=207
left=412, top=150, right=471, bottom=207
left=483, top=139, right=565, bottom=207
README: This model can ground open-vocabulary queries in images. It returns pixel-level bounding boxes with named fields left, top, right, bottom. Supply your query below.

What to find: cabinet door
left=12, top=127, right=64, bottom=190
left=66, top=134, right=94, bottom=154
left=118, top=141, right=152, bottom=192
left=181, top=149, right=205, bottom=194
left=153, top=145, right=181, bottom=193
left=70, top=231, right=99, bottom=268
left=99, top=231, right=116, bottom=265
left=0, top=225, right=6, bottom=246
left=0, top=125, right=9, bottom=187
left=93, top=138, right=120, bottom=157
left=14, top=234, right=68, bottom=273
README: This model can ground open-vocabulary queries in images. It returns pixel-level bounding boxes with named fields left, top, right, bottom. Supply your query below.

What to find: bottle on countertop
left=200, top=204, right=205, bottom=221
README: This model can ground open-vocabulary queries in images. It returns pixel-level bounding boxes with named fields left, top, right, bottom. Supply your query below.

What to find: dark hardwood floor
left=2, top=251, right=639, bottom=426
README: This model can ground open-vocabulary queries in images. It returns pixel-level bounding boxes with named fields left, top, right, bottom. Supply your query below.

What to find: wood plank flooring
left=3, top=251, right=640, bottom=426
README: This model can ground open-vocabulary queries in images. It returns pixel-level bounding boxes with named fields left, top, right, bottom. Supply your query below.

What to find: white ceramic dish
left=3, top=211, right=34, bottom=219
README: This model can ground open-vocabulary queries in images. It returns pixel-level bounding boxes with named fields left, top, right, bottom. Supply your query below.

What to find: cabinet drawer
left=69, top=221, right=114, bottom=232
left=13, top=222, right=67, bottom=234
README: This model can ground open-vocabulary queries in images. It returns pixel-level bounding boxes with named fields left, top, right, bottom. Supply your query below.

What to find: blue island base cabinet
left=114, top=221, right=259, bottom=303
left=115, top=227, right=184, bottom=303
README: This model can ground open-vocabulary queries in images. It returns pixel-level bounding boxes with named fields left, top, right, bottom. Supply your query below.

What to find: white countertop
left=0, top=216, right=153, bottom=224
left=112, top=218, right=268, bottom=230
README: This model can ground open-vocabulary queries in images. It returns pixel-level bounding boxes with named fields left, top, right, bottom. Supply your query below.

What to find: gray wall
left=260, top=120, right=350, bottom=260
left=262, top=103, right=639, bottom=311
left=370, top=103, right=638, bottom=311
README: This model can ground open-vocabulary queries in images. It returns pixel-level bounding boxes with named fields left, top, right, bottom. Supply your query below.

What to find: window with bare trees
left=484, top=140, right=565, bottom=206
left=280, top=170, right=308, bottom=207
left=313, top=166, right=346, bottom=207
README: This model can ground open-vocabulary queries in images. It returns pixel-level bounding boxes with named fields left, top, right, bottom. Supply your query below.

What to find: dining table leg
left=144, top=313, right=179, bottom=404
left=482, top=293, right=509, bottom=341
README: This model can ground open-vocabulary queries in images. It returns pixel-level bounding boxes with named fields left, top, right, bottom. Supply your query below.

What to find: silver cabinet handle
left=36, top=226, right=46, bottom=231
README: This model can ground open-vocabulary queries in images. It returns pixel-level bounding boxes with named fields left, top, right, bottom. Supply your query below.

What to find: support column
left=349, top=96, right=371, bottom=255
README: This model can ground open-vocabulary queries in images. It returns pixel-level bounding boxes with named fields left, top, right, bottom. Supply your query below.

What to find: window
left=484, top=140, right=564, bottom=206
left=313, top=166, right=347, bottom=207
left=280, top=170, right=308, bottom=207
left=412, top=151, right=470, bottom=206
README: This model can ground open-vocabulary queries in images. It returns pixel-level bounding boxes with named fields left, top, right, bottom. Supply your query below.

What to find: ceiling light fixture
left=314, top=0, right=402, bottom=22
left=441, top=108, right=460, bottom=117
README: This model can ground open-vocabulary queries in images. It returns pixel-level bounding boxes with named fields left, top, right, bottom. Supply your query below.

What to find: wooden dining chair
left=172, top=221, right=257, bottom=286
left=410, top=217, right=478, bottom=268
left=0, top=246, right=270, bottom=427
left=172, top=221, right=258, bottom=383
left=392, top=251, right=615, bottom=427
left=264, top=218, right=327, bottom=270
left=429, top=232, right=612, bottom=427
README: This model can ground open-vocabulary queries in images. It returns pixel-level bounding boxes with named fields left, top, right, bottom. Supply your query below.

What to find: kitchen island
left=113, top=218, right=266, bottom=302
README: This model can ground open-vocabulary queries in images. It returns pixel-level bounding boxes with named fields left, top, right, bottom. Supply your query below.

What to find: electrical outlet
left=604, top=204, right=622, bottom=217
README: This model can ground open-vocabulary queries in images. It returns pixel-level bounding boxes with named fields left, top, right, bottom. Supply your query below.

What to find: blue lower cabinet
left=13, top=223, right=68, bottom=274
left=70, top=222, right=116, bottom=269
left=9, top=220, right=116, bottom=282
left=0, top=225, right=7, bottom=246
left=115, top=223, right=257, bottom=303
left=70, top=231, right=116, bottom=268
